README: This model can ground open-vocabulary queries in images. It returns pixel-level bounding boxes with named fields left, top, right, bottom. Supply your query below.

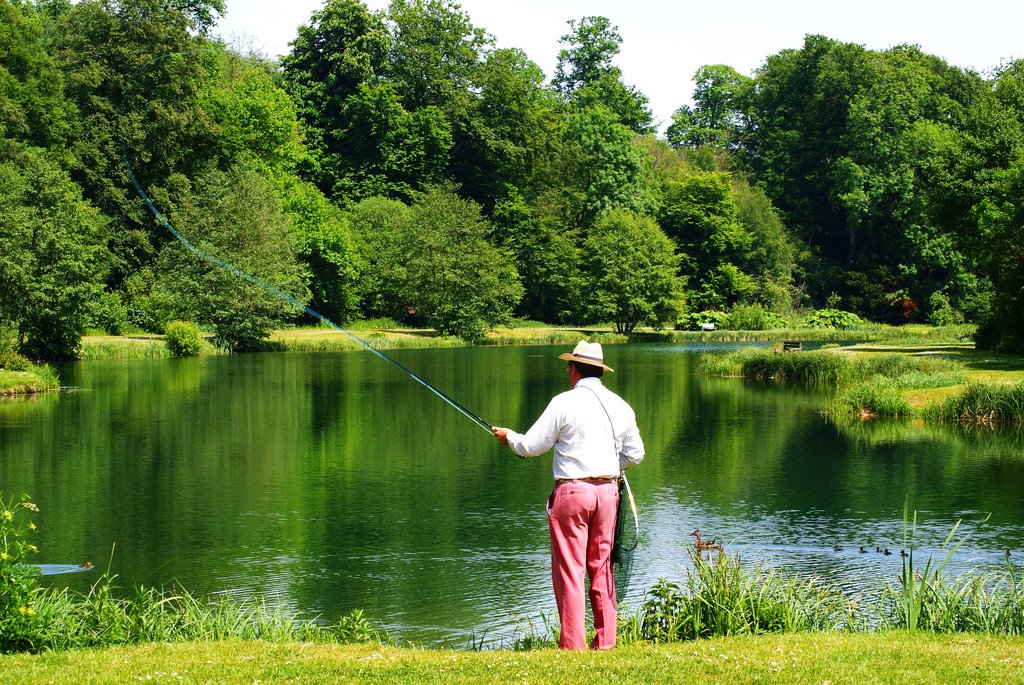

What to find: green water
left=1, top=343, right=1023, bottom=645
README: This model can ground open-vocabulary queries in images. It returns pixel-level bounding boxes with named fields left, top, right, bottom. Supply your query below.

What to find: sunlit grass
left=0, top=366, right=59, bottom=394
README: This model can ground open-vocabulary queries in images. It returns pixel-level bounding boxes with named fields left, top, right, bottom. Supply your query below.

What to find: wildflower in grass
left=21, top=502, right=38, bottom=512
left=28, top=523, right=36, bottom=531
left=0, top=552, right=8, bottom=561
left=18, top=606, right=35, bottom=616
left=2, top=510, right=12, bottom=522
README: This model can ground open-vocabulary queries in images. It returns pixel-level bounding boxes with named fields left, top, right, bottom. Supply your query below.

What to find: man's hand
left=491, top=426, right=510, bottom=446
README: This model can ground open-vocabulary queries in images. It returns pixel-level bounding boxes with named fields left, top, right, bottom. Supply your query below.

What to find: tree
left=491, top=193, right=583, bottom=324
left=659, top=173, right=755, bottom=311
left=558, top=106, right=654, bottom=229
left=551, top=16, right=652, bottom=134
left=583, top=210, right=683, bottom=334
left=404, top=187, right=523, bottom=340
left=747, top=35, right=985, bottom=319
left=666, top=65, right=751, bottom=151
left=280, top=0, right=389, bottom=197
left=155, top=163, right=309, bottom=350
left=0, top=146, right=108, bottom=359
left=973, top=154, right=1024, bottom=351
left=0, top=0, right=76, bottom=152
left=282, top=179, right=362, bottom=325
left=51, top=0, right=218, bottom=287
left=346, top=195, right=414, bottom=321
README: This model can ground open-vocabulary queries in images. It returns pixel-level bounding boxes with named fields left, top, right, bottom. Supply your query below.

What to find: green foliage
left=559, top=106, right=655, bottom=228
left=156, top=163, right=310, bottom=352
left=803, top=309, right=864, bottom=330
left=659, top=172, right=756, bottom=311
left=928, top=291, right=964, bottom=326
left=640, top=548, right=849, bottom=642
left=163, top=321, right=202, bottom=357
left=0, top=493, right=42, bottom=652
left=666, top=65, right=751, bottom=151
left=583, top=210, right=684, bottom=334
left=926, top=382, right=1024, bottom=424
left=491, top=194, right=583, bottom=324
left=282, top=178, right=362, bottom=325
left=552, top=16, right=652, bottom=133
left=347, top=196, right=415, bottom=321
left=676, top=310, right=730, bottom=331
left=726, top=303, right=788, bottom=331
left=0, top=146, right=108, bottom=360
left=403, top=187, right=524, bottom=340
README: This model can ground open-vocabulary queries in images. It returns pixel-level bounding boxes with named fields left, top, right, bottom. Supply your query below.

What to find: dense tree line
left=1, top=0, right=1022, bottom=357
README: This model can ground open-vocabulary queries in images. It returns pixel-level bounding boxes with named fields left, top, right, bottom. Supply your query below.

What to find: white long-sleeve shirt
left=505, top=376, right=645, bottom=480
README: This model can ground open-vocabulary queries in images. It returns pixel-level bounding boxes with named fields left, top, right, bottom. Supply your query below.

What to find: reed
left=924, top=382, right=1024, bottom=424
left=829, top=377, right=914, bottom=418
left=0, top=366, right=59, bottom=394
left=638, top=548, right=853, bottom=643
left=8, top=575, right=392, bottom=653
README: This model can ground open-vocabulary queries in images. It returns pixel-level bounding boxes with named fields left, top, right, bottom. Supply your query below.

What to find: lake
left=1, top=343, right=1022, bottom=646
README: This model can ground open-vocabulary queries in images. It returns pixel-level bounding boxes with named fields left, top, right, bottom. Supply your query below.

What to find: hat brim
left=558, top=352, right=614, bottom=372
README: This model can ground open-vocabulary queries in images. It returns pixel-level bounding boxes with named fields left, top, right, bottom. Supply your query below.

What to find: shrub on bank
left=163, top=321, right=202, bottom=357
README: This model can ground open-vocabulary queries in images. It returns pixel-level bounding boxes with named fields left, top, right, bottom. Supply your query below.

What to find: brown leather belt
left=555, top=477, right=618, bottom=485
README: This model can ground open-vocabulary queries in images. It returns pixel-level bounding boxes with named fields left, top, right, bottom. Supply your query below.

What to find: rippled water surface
left=2, top=343, right=1022, bottom=645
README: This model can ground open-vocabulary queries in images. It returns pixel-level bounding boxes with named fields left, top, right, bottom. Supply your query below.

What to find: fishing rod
left=120, top=54, right=493, bottom=434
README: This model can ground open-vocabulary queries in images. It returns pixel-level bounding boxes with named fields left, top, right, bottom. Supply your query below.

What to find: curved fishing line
left=120, top=51, right=492, bottom=433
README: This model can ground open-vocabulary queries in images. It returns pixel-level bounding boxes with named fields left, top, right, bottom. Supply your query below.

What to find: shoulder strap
left=580, top=385, right=620, bottom=453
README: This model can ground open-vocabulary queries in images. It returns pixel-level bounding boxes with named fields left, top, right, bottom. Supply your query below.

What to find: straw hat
left=558, top=340, right=614, bottom=372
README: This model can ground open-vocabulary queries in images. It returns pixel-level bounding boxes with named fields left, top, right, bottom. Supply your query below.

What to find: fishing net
left=612, top=473, right=639, bottom=598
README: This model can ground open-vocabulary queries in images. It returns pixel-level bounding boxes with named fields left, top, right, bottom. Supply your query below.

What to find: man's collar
left=575, top=376, right=604, bottom=390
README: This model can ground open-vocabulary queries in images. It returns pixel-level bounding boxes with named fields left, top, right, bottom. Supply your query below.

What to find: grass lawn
left=0, top=368, right=58, bottom=394
left=838, top=343, right=1024, bottom=410
left=3, top=633, right=1023, bottom=684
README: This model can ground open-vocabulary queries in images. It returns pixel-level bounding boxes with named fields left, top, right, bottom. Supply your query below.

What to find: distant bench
left=782, top=340, right=802, bottom=352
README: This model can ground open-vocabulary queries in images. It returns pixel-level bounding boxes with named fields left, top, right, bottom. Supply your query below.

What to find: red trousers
left=547, top=479, right=619, bottom=649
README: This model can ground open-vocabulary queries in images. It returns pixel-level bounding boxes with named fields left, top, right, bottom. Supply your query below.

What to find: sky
left=216, top=0, right=1023, bottom=132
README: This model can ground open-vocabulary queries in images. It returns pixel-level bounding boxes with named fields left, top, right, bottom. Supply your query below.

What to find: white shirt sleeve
left=506, top=396, right=562, bottom=458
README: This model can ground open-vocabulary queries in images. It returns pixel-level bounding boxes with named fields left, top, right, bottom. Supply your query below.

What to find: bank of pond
left=695, top=346, right=1024, bottom=424
left=2, top=537, right=1023, bottom=655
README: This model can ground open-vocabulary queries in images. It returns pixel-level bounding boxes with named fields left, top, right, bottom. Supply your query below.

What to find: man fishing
left=492, top=340, right=644, bottom=650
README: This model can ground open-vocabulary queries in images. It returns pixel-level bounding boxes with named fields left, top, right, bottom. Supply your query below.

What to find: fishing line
left=120, top=51, right=492, bottom=433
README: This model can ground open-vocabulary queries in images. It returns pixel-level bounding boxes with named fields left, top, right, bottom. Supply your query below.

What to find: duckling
left=882, top=548, right=893, bottom=556
left=1006, top=548, right=1012, bottom=557
left=900, top=549, right=909, bottom=557
left=875, top=546, right=883, bottom=553
left=833, top=545, right=844, bottom=552
left=78, top=561, right=93, bottom=570
left=859, top=547, right=868, bottom=553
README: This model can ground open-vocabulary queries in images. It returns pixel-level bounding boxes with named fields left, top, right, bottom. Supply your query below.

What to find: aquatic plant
left=925, top=382, right=1024, bottom=424
left=638, top=548, right=853, bottom=642
left=0, top=493, right=42, bottom=651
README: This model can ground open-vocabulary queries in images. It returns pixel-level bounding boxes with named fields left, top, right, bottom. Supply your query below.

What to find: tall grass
left=829, top=376, right=913, bottom=418
left=638, top=548, right=855, bottom=642
left=7, top=575, right=392, bottom=653
left=924, top=382, right=1024, bottom=424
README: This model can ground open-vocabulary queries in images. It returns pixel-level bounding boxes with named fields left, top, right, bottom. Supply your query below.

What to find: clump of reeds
left=877, top=501, right=1024, bottom=634
left=924, top=382, right=1024, bottom=425
left=6, top=575, right=392, bottom=653
left=638, top=548, right=853, bottom=642
left=79, top=339, right=173, bottom=360
left=829, top=376, right=913, bottom=419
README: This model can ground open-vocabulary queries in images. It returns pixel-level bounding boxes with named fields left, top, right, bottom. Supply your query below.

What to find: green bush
left=0, top=493, right=43, bottom=652
left=727, top=303, right=788, bottom=330
left=803, top=308, right=863, bottom=330
left=88, top=291, right=130, bottom=335
left=676, top=310, right=730, bottom=331
left=927, top=292, right=964, bottom=327
left=164, top=321, right=202, bottom=357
